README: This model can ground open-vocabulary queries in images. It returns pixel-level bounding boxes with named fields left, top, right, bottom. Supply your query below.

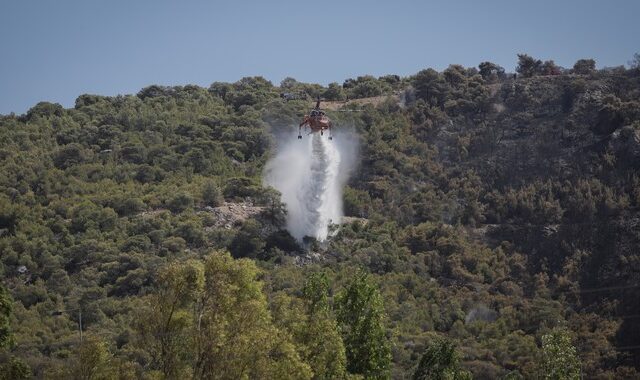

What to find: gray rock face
left=610, top=126, right=640, bottom=165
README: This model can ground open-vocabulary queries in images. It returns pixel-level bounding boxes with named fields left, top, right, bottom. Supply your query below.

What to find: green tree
left=53, top=143, right=88, bottom=169
left=572, top=59, right=596, bottom=75
left=225, top=76, right=278, bottom=109
left=412, top=69, right=448, bottom=107
left=25, top=101, right=64, bottom=120
left=336, top=272, right=391, bottom=379
left=0, top=198, right=18, bottom=235
left=412, top=339, right=471, bottom=380
left=0, top=356, right=30, bottom=380
left=0, top=285, right=11, bottom=349
left=303, top=272, right=331, bottom=315
left=139, top=253, right=311, bottom=379
left=261, top=187, right=287, bottom=227
left=137, top=260, right=205, bottom=378
left=539, top=328, right=581, bottom=380
left=351, top=81, right=384, bottom=98
left=516, top=54, right=543, bottom=78
left=541, top=60, right=562, bottom=75
left=167, top=192, right=194, bottom=213
left=0, top=285, right=30, bottom=380
left=192, top=252, right=311, bottom=379
left=229, top=220, right=266, bottom=259
left=628, top=53, right=640, bottom=69
left=70, top=336, right=114, bottom=380
left=478, top=61, right=505, bottom=81
left=300, top=273, right=347, bottom=379
left=44, top=336, right=115, bottom=380
left=201, top=180, right=223, bottom=207
left=323, top=82, right=346, bottom=101
left=280, top=77, right=299, bottom=90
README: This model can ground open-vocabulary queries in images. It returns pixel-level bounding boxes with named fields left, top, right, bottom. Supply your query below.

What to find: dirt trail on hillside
left=321, top=94, right=399, bottom=110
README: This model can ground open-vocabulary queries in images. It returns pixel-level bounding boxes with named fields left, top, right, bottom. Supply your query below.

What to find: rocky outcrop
left=201, top=202, right=265, bottom=230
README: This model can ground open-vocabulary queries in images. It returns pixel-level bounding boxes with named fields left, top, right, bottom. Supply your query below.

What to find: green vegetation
left=137, top=252, right=311, bottom=379
left=336, top=272, right=391, bottom=378
left=413, top=339, right=471, bottom=380
left=539, top=328, right=580, bottom=380
left=1, top=53, right=640, bottom=378
left=0, top=285, right=29, bottom=380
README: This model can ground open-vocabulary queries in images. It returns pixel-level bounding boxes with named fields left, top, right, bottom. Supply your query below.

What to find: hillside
left=1, top=57, right=640, bottom=379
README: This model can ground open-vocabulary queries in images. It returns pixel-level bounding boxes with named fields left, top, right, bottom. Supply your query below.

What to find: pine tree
left=336, top=272, right=391, bottom=379
left=413, top=338, right=471, bottom=380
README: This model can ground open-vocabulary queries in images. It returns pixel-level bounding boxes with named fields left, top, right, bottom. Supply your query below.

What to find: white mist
left=264, top=131, right=357, bottom=241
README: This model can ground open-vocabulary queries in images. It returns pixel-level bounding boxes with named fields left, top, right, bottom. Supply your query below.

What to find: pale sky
left=1, top=0, right=638, bottom=114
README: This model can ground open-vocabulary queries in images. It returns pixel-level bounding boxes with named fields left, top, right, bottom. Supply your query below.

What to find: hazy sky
left=1, top=0, right=638, bottom=114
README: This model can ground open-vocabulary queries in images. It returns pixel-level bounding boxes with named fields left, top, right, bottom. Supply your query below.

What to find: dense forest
left=1, top=53, right=640, bottom=379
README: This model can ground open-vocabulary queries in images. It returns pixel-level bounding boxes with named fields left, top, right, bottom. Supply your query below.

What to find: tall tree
left=412, top=338, right=471, bottom=380
left=323, top=82, right=346, bottom=101
left=0, top=284, right=30, bottom=380
left=478, top=61, right=505, bottom=81
left=539, top=328, right=581, bottom=380
left=542, top=60, right=562, bottom=76
left=69, top=336, right=114, bottom=380
left=336, top=272, right=391, bottom=379
left=137, top=253, right=312, bottom=379
left=516, top=54, right=543, bottom=78
left=300, top=272, right=347, bottom=379
left=201, top=180, right=223, bottom=207
left=44, top=336, right=122, bottom=380
left=191, top=252, right=311, bottom=379
left=629, top=53, right=640, bottom=69
left=137, top=260, right=205, bottom=378
left=0, top=285, right=11, bottom=349
left=572, top=59, right=596, bottom=75
left=412, top=68, right=449, bottom=107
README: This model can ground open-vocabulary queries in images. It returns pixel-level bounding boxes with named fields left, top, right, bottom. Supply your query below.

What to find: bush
left=167, top=193, right=194, bottom=213
left=202, top=180, right=223, bottom=207
left=323, top=83, right=346, bottom=101
left=112, top=197, right=146, bottom=216
left=25, top=102, right=64, bottom=120
left=53, top=144, right=87, bottom=169
left=229, top=220, right=265, bottom=259
left=162, top=236, right=187, bottom=253
left=223, top=177, right=262, bottom=200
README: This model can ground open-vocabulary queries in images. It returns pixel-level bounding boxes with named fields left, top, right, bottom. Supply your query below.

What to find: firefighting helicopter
left=298, top=98, right=333, bottom=140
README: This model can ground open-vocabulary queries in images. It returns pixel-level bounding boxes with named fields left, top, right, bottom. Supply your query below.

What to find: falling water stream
left=264, top=132, right=356, bottom=242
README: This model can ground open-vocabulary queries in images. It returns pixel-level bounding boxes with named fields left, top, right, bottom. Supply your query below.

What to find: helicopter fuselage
left=298, top=99, right=334, bottom=139
left=300, top=114, right=331, bottom=132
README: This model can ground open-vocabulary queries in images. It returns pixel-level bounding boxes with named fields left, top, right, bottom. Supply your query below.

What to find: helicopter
left=298, top=98, right=333, bottom=140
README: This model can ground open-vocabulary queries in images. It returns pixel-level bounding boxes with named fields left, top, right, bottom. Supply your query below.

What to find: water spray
left=264, top=131, right=358, bottom=242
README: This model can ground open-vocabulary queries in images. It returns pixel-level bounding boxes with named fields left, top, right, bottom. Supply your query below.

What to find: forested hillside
left=1, top=54, right=640, bottom=379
